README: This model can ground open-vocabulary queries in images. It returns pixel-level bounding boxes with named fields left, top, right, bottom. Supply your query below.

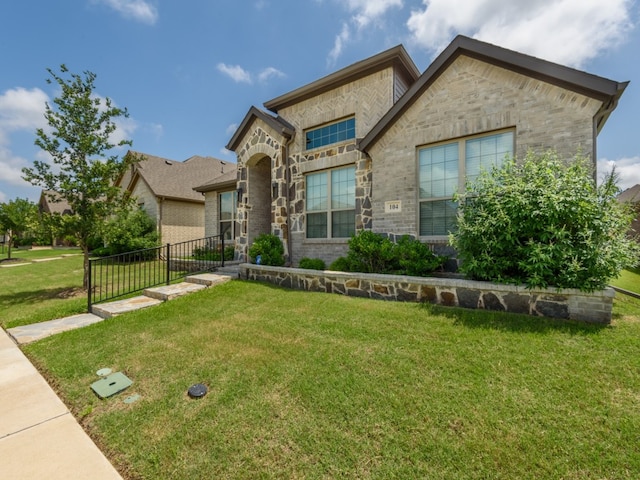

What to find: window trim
left=304, top=116, right=356, bottom=151
left=305, top=165, right=356, bottom=239
left=219, top=190, right=237, bottom=241
left=417, top=128, right=515, bottom=239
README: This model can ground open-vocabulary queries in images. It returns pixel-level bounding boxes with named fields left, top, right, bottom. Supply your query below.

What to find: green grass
left=24, top=281, right=640, bottom=480
left=610, top=267, right=640, bottom=294
left=2, top=247, right=83, bottom=261
left=0, top=254, right=87, bottom=329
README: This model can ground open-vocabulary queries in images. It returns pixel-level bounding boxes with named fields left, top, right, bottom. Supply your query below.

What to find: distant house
left=618, top=184, right=640, bottom=240
left=117, top=151, right=229, bottom=245
left=38, top=190, right=73, bottom=246
left=217, top=35, right=626, bottom=266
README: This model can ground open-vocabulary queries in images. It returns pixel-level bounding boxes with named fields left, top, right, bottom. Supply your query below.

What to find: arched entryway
left=246, top=155, right=272, bottom=249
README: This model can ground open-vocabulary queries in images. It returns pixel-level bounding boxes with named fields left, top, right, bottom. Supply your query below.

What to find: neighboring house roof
left=226, top=106, right=295, bottom=152
left=121, top=151, right=228, bottom=203
left=264, top=44, right=421, bottom=113
left=358, top=35, right=628, bottom=153
left=618, top=184, right=640, bottom=204
left=193, top=168, right=238, bottom=193
left=38, top=190, right=73, bottom=215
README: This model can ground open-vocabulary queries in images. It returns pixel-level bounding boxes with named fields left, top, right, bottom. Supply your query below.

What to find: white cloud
left=328, top=23, right=351, bottom=66
left=217, top=63, right=253, bottom=84
left=225, top=123, right=239, bottom=136
left=327, top=0, right=403, bottom=64
left=0, top=147, right=32, bottom=187
left=98, top=0, right=158, bottom=25
left=258, top=67, right=285, bottom=83
left=598, top=156, right=640, bottom=191
left=407, top=0, right=633, bottom=68
left=0, top=87, right=49, bottom=139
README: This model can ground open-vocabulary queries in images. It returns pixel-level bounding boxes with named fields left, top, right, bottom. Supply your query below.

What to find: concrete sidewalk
left=0, top=329, right=122, bottom=479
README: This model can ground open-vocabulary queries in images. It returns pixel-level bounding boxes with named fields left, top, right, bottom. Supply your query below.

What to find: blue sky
left=1, top=0, right=639, bottom=203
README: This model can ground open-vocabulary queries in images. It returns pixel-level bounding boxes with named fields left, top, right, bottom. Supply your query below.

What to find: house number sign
left=385, top=200, right=402, bottom=213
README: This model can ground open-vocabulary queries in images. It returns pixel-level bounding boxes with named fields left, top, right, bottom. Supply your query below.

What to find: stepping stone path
left=7, top=270, right=238, bottom=345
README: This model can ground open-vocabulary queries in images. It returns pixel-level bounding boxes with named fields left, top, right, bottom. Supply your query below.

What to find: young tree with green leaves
left=451, top=150, right=639, bottom=291
left=0, top=198, right=39, bottom=259
left=22, top=65, right=138, bottom=288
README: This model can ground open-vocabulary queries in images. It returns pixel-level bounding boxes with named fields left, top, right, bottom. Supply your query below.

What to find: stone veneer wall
left=239, top=264, right=614, bottom=324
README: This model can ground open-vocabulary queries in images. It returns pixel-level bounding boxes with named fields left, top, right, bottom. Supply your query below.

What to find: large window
left=305, top=117, right=356, bottom=150
left=306, top=166, right=356, bottom=239
left=219, top=191, right=237, bottom=241
left=419, top=131, right=513, bottom=236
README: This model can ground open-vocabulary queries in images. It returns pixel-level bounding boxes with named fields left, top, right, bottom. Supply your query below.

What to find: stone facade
left=240, top=264, right=614, bottom=324
left=224, top=36, right=624, bottom=268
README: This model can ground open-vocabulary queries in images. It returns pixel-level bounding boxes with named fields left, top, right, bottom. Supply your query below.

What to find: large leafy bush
left=248, top=233, right=285, bottom=266
left=451, top=150, right=639, bottom=291
left=98, top=207, right=159, bottom=256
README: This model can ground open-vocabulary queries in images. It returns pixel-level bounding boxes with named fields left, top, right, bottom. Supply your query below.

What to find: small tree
left=22, top=65, right=137, bottom=288
left=451, top=150, right=639, bottom=291
left=100, top=207, right=159, bottom=255
left=0, top=198, right=39, bottom=259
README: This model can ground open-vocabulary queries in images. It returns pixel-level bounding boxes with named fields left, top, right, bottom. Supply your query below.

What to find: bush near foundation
left=331, top=231, right=446, bottom=276
left=248, top=233, right=285, bottom=266
left=450, top=150, right=639, bottom=291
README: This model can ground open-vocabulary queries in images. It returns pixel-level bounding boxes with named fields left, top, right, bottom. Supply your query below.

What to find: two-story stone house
left=201, top=35, right=627, bottom=266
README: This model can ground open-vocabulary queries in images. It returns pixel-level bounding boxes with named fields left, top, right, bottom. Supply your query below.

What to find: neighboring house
left=618, top=184, right=640, bottom=240
left=117, top=151, right=228, bottom=245
left=38, top=190, right=73, bottom=246
left=218, top=35, right=626, bottom=266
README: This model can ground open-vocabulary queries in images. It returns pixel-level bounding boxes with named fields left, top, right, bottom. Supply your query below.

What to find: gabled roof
left=618, top=184, right=640, bottom=204
left=193, top=168, right=238, bottom=193
left=123, top=151, right=228, bottom=203
left=226, top=106, right=295, bottom=152
left=264, top=44, right=420, bottom=113
left=39, top=190, right=72, bottom=215
left=358, top=35, right=628, bottom=153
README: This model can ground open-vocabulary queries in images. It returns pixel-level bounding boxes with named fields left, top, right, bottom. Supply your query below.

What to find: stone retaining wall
left=238, top=264, right=614, bottom=324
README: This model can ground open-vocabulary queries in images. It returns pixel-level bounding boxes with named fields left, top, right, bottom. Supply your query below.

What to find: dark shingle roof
left=193, top=168, right=238, bottom=193
left=619, top=184, right=640, bottom=204
left=125, top=151, right=231, bottom=203
left=39, top=190, right=73, bottom=215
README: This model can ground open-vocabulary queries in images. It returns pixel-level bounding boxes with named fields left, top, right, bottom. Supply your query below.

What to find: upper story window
left=418, top=130, right=514, bottom=237
left=305, top=117, right=356, bottom=150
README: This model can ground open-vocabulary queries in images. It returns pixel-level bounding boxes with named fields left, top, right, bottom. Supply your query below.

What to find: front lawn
left=24, top=280, right=640, bottom=479
left=610, top=267, right=640, bottom=294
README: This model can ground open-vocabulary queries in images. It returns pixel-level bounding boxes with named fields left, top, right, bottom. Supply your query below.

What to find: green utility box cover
left=91, top=372, right=133, bottom=399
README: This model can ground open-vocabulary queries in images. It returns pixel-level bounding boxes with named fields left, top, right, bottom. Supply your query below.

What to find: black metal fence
left=88, top=235, right=226, bottom=311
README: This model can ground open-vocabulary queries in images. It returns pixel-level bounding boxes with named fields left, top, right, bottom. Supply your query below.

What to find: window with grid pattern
left=419, top=131, right=513, bottom=236
left=305, top=118, right=355, bottom=150
left=306, top=166, right=355, bottom=238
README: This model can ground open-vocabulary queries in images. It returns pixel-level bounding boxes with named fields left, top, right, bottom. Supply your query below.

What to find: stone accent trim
left=239, top=264, right=614, bottom=324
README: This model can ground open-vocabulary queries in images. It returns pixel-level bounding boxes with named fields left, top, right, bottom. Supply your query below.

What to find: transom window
left=306, top=166, right=356, bottom=239
left=219, top=191, right=237, bottom=241
left=419, top=130, right=514, bottom=236
left=305, top=117, right=356, bottom=150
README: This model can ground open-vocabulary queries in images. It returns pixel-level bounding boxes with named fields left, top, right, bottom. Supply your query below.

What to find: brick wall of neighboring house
left=203, top=192, right=218, bottom=238
left=159, top=200, right=205, bottom=245
left=367, top=55, right=602, bottom=240
left=130, top=180, right=160, bottom=227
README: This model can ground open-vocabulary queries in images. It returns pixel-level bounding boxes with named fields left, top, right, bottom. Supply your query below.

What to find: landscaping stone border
left=238, top=264, right=614, bottom=324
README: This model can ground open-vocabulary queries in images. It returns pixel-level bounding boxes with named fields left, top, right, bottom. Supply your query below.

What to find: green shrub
left=451, top=150, right=639, bottom=291
left=299, top=257, right=326, bottom=270
left=346, top=230, right=397, bottom=274
left=101, top=207, right=159, bottom=256
left=328, top=256, right=350, bottom=272
left=192, top=245, right=235, bottom=262
left=395, top=235, right=447, bottom=276
left=248, top=234, right=285, bottom=266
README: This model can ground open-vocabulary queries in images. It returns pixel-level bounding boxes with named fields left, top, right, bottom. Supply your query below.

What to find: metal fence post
left=166, top=243, right=171, bottom=285
left=87, top=257, right=92, bottom=313
left=221, top=234, right=225, bottom=268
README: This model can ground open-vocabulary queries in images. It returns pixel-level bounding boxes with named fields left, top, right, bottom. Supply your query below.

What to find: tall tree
left=0, top=198, right=38, bottom=260
left=22, top=65, right=137, bottom=288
